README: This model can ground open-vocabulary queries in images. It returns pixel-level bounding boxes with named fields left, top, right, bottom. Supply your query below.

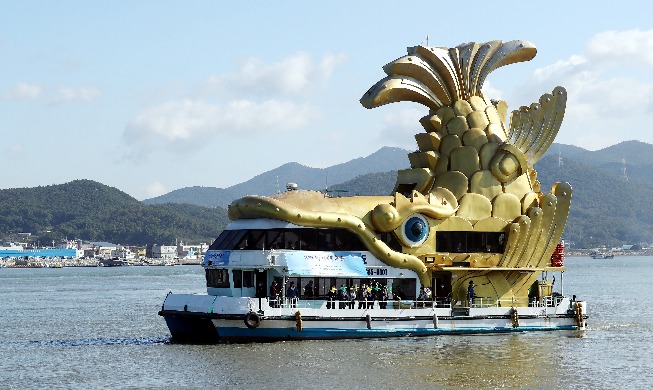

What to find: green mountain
left=0, top=180, right=229, bottom=246
left=143, top=146, right=410, bottom=208
left=325, top=156, right=653, bottom=249
left=536, top=155, right=653, bottom=248
left=4, top=141, right=653, bottom=249
left=545, top=140, right=653, bottom=188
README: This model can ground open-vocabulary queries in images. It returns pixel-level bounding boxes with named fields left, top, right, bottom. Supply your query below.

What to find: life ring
left=244, top=312, right=261, bottom=329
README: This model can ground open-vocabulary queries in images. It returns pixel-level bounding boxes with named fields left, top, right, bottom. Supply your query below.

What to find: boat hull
left=159, top=294, right=587, bottom=343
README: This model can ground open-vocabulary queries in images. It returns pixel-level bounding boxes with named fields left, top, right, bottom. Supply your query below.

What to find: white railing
left=259, top=295, right=567, bottom=311
left=264, top=298, right=452, bottom=310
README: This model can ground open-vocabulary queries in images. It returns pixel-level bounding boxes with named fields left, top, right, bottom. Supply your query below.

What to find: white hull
left=160, top=293, right=587, bottom=343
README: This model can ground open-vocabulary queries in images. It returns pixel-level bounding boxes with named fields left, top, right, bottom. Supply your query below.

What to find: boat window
left=205, top=268, right=230, bottom=288
left=249, top=230, right=267, bottom=250
left=378, top=232, right=402, bottom=251
left=243, top=270, right=254, bottom=288
left=213, top=230, right=245, bottom=250
left=316, top=230, right=333, bottom=250
left=233, top=270, right=243, bottom=288
left=435, top=231, right=506, bottom=253
left=208, top=228, right=369, bottom=251
left=209, top=230, right=235, bottom=250
left=285, top=230, right=300, bottom=250
left=266, top=230, right=284, bottom=249
left=393, top=279, right=416, bottom=300
left=299, top=229, right=317, bottom=250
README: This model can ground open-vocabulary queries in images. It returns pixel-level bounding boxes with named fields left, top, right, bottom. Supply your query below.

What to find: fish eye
left=399, top=214, right=429, bottom=247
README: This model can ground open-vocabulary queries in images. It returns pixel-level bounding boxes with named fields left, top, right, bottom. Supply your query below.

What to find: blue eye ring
left=399, top=214, right=429, bottom=247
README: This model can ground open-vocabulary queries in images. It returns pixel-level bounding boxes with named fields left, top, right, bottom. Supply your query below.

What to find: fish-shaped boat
left=159, top=39, right=587, bottom=342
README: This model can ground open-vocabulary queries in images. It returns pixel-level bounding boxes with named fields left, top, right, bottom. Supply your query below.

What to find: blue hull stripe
left=214, top=325, right=578, bottom=341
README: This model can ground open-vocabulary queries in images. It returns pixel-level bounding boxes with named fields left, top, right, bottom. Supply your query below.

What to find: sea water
left=0, top=257, right=651, bottom=389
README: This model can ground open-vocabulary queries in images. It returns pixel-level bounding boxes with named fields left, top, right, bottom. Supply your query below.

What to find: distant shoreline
left=568, top=250, right=652, bottom=257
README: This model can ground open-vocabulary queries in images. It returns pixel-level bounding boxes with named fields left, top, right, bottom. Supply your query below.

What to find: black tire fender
left=244, top=312, right=261, bottom=329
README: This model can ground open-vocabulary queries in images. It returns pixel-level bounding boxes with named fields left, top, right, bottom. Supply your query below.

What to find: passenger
left=327, top=286, right=337, bottom=309
left=393, top=285, right=404, bottom=301
left=417, top=287, right=426, bottom=308
left=379, top=286, right=388, bottom=309
left=338, top=284, right=349, bottom=309
left=358, top=284, right=367, bottom=309
left=304, top=280, right=314, bottom=298
left=467, top=281, right=476, bottom=307
left=287, top=281, right=299, bottom=308
left=570, top=294, right=577, bottom=309
left=349, top=286, right=357, bottom=309
left=269, top=281, right=279, bottom=307
left=366, top=284, right=374, bottom=309
left=424, top=287, right=432, bottom=307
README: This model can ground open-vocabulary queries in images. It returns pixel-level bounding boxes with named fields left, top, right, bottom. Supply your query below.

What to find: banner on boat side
left=285, top=252, right=367, bottom=277
left=204, top=250, right=231, bottom=266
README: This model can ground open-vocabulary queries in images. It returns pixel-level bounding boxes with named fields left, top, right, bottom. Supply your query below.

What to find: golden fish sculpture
left=229, top=40, right=570, bottom=306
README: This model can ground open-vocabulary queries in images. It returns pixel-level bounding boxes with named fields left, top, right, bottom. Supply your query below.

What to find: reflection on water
left=2, top=259, right=653, bottom=389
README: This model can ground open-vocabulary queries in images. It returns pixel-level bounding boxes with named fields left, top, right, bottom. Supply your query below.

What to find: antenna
left=621, top=158, right=628, bottom=181
left=275, top=175, right=280, bottom=194
left=558, top=146, right=563, bottom=167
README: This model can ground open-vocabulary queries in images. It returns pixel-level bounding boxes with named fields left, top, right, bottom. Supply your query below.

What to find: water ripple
left=24, top=336, right=170, bottom=347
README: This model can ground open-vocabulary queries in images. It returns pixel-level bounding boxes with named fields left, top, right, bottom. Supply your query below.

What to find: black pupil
left=410, top=221, right=423, bottom=237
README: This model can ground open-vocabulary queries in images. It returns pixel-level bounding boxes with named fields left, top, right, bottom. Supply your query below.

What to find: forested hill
left=536, top=155, right=653, bottom=248
left=0, top=180, right=229, bottom=245
left=327, top=154, right=653, bottom=248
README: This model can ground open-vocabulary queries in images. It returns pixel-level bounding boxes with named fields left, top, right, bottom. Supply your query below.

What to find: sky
left=2, top=1, right=653, bottom=200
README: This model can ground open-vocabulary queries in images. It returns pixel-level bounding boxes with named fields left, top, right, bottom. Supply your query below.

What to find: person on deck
left=304, top=280, right=314, bottom=298
left=287, top=281, right=298, bottom=308
left=327, top=286, right=337, bottom=309
left=467, top=281, right=476, bottom=307
left=349, top=286, right=357, bottom=309
left=338, top=284, right=349, bottom=309
left=358, top=284, right=367, bottom=309
left=269, top=281, right=279, bottom=308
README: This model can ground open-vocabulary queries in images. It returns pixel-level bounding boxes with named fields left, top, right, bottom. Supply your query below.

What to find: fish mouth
left=228, top=190, right=456, bottom=286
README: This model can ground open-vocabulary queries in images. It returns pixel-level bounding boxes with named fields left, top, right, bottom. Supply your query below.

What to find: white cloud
left=5, top=84, right=101, bottom=105
left=124, top=98, right=321, bottom=149
left=4, top=83, right=42, bottom=100
left=205, top=52, right=348, bottom=97
left=585, top=29, right=653, bottom=67
left=481, top=80, right=503, bottom=101
left=49, top=86, right=100, bottom=105
left=122, top=51, right=345, bottom=158
left=146, top=181, right=167, bottom=198
left=510, top=28, right=653, bottom=150
left=378, top=107, right=423, bottom=150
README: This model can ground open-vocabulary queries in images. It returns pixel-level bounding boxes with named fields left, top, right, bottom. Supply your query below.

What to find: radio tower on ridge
left=621, top=158, right=629, bottom=181
left=558, top=146, right=563, bottom=168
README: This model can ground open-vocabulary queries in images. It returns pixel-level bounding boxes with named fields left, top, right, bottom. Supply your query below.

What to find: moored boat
left=159, top=39, right=588, bottom=343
